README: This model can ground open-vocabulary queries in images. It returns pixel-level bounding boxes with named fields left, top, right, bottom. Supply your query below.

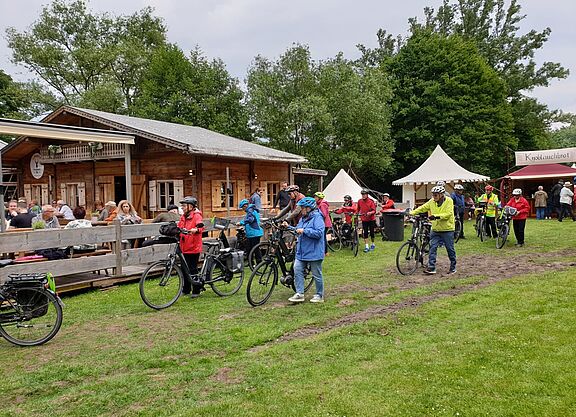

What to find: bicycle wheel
left=246, top=260, right=278, bottom=307
left=139, top=260, right=184, bottom=310
left=454, top=218, right=462, bottom=243
left=352, top=229, right=359, bottom=257
left=248, top=242, right=272, bottom=271
left=396, top=241, right=419, bottom=275
left=420, top=239, right=430, bottom=268
left=209, top=259, right=244, bottom=296
left=326, top=228, right=342, bottom=252
left=496, top=223, right=509, bottom=249
left=478, top=216, right=486, bottom=242
left=0, top=288, right=63, bottom=346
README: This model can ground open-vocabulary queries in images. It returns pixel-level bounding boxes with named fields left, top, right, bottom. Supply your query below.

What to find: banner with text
left=515, top=148, right=576, bottom=166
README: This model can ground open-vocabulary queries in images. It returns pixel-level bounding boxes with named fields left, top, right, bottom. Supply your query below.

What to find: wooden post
left=114, top=219, right=123, bottom=276
left=124, top=144, right=132, bottom=203
left=0, top=152, right=5, bottom=232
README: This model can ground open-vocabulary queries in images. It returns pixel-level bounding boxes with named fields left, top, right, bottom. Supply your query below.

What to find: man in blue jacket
left=450, top=184, right=466, bottom=239
left=284, top=197, right=325, bottom=303
left=238, top=199, right=263, bottom=263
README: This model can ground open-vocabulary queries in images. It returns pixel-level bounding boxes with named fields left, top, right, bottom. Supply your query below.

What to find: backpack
left=159, top=221, right=180, bottom=237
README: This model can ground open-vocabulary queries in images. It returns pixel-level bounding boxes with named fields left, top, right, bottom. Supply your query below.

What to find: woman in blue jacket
left=238, top=199, right=263, bottom=263
left=284, top=197, right=325, bottom=303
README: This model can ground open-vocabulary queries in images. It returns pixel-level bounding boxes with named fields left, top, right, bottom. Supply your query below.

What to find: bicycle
left=326, top=213, right=343, bottom=252
left=395, top=213, right=432, bottom=275
left=339, top=213, right=360, bottom=257
left=474, top=202, right=487, bottom=242
left=379, top=215, right=388, bottom=241
left=0, top=263, right=63, bottom=346
left=246, top=225, right=313, bottom=306
left=139, top=221, right=244, bottom=310
left=453, top=209, right=463, bottom=244
left=496, top=206, right=517, bottom=249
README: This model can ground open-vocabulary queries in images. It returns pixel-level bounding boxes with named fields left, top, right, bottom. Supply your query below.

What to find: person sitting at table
left=5, top=199, right=18, bottom=222
left=115, top=200, right=142, bottom=225
left=56, top=200, right=75, bottom=220
left=64, top=207, right=97, bottom=251
left=9, top=200, right=36, bottom=229
left=102, top=201, right=117, bottom=222
left=32, top=205, right=60, bottom=229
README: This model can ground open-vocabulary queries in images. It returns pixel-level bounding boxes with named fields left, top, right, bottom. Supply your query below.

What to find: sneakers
left=363, top=247, right=370, bottom=253
left=447, top=269, right=457, bottom=275
left=310, top=294, right=324, bottom=303
left=189, top=293, right=201, bottom=299
left=424, top=268, right=437, bottom=275
left=370, top=244, right=376, bottom=251
left=515, top=243, right=524, bottom=247
left=288, top=293, right=305, bottom=303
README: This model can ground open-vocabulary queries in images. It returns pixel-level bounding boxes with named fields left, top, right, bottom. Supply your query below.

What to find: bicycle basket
left=159, top=222, right=180, bottom=237
left=503, top=206, right=518, bottom=217
left=224, top=250, right=244, bottom=273
left=213, top=217, right=231, bottom=230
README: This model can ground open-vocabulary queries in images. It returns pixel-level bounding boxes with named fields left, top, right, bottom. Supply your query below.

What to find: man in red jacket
left=177, top=196, right=205, bottom=297
left=505, top=188, right=530, bottom=247
left=357, top=189, right=377, bottom=252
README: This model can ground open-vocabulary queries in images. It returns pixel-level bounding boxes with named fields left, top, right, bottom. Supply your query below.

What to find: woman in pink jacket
left=505, top=188, right=530, bottom=247
left=314, top=192, right=332, bottom=255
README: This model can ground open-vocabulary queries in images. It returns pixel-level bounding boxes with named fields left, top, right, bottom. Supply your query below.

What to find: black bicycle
left=474, top=202, right=487, bottom=242
left=453, top=208, right=463, bottom=244
left=0, top=266, right=63, bottom=347
left=139, top=221, right=244, bottom=310
left=496, top=206, right=517, bottom=249
left=395, top=213, right=432, bottom=275
left=247, top=218, right=297, bottom=270
left=326, top=214, right=343, bottom=252
left=246, top=225, right=313, bottom=307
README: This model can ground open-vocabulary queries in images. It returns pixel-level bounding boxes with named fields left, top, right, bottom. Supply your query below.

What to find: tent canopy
left=322, top=169, right=363, bottom=203
left=393, top=145, right=489, bottom=185
left=505, top=163, right=576, bottom=180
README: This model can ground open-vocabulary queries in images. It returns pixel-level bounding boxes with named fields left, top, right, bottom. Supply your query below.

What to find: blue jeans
left=428, top=231, right=456, bottom=271
left=294, top=259, right=324, bottom=297
left=536, top=207, right=546, bottom=220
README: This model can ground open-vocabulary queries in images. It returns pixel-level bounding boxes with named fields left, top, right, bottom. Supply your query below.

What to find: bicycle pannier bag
left=225, top=250, right=244, bottom=273
left=16, top=288, right=50, bottom=318
left=159, top=222, right=180, bottom=237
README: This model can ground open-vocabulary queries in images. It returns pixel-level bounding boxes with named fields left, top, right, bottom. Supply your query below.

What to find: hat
left=564, top=181, right=573, bottom=186
left=105, top=201, right=117, bottom=207
left=167, top=204, right=179, bottom=211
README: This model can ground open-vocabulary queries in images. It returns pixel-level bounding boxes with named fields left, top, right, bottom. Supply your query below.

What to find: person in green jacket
left=410, top=185, right=457, bottom=275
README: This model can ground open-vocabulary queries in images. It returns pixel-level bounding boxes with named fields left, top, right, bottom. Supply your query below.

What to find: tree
left=246, top=45, right=394, bottom=184
left=549, top=123, right=576, bottom=149
left=6, top=0, right=167, bottom=112
left=133, top=45, right=252, bottom=140
left=0, top=70, right=23, bottom=118
left=0, top=70, right=59, bottom=120
left=390, top=32, right=515, bottom=178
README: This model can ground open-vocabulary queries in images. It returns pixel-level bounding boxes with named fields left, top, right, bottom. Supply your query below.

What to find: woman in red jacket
left=177, top=196, right=205, bottom=297
left=505, top=188, right=530, bottom=247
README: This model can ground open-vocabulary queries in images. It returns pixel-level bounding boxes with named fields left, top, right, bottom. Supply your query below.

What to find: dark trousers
left=512, top=219, right=526, bottom=244
left=558, top=203, right=575, bottom=221
left=362, top=220, right=375, bottom=240
left=485, top=216, right=497, bottom=238
left=182, top=253, right=201, bottom=294
left=455, top=209, right=465, bottom=237
left=245, top=236, right=262, bottom=263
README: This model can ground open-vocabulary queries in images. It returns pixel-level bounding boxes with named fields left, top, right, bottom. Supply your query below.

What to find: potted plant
left=32, top=220, right=46, bottom=230
left=48, top=145, right=63, bottom=157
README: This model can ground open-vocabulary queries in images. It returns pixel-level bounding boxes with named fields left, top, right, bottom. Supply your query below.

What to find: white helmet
left=512, top=188, right=522, bottom=196
left=436, top=181, right=446, bottom=186
left=431, top=185, right=445, bottom=194
left=454, top=184, right=464, bottom=190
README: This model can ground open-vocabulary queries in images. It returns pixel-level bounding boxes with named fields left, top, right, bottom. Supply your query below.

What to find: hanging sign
left=30, top=153, right=45, bottom=179
left=515, top=148, right=576, bottom=166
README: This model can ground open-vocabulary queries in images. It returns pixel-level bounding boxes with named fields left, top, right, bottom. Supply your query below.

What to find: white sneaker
left=310, top=294, right=324, bottom=303
left=288, top=293, right=305, bottom=303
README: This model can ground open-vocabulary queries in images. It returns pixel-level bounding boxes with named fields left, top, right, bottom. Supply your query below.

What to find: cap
left=166, top=204, right=179, bottom=211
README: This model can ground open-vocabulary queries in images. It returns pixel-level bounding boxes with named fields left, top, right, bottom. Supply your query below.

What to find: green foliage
left=133, top=45, right=252, bottom=140
left=247, top=45, right=394, bottom=183
left=6, top=0, right=167, bottom=112
left=549, top=123, right=576, bottom=149
left=390, top=32, right=515, bottom=178
left=0, top=69, right=22, bottom=118
left=32, top=220, right=46, bottom=230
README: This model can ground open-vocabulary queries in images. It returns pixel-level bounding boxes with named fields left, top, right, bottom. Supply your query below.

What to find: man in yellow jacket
left=410, top=185, right=457, bottom=275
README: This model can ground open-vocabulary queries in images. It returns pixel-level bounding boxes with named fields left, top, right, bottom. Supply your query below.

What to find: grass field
left=1, top=219, right=575, bottom=416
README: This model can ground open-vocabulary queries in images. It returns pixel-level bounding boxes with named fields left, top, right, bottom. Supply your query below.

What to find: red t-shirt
left=506, top=197, right=530, bottom=220
left=357, top=197, right=376, bottom=222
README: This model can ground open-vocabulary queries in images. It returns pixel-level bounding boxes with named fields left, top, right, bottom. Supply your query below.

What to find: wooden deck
left=55, top=265, right=148, bottom=293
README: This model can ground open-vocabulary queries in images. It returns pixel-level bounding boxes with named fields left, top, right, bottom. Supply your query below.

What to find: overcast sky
left=1, top=0, right=574, bottom=114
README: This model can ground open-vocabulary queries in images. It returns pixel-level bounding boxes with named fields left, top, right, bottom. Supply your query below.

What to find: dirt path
left=249, top=250, right=576, bottom=353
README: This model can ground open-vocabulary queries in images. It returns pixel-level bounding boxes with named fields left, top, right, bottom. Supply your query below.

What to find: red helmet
left=485, top=185, right=493, bottom=192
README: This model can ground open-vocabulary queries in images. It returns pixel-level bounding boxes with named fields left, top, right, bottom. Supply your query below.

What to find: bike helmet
left=180, top=196, right=198, bottom=206
left=485, top=185, right=493, bottom=192
left=238, top=198, right=249, bottom=208
left=454, top=184, right=464, bottom=191
left=286, top=185, right=300, bottom=193
left=343, top=195, right=352, bottom=201
left=314, top=191, right=325, bottom=199
left=361, top=189, right=369, bottom=195
left=296, top=197, right=317, bottom=209
left=431, top=185, right=445, bottom=194
left=383, top=193, right=390, bottom=197
left=512, top=188, right=522, bottom=196
left=436, top=181, right=446, bottom=186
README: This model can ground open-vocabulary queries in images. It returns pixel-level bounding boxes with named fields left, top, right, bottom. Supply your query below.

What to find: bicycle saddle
left=219, top=247, right=233, bottom=254
left=204, top=241, right=220, bottom=247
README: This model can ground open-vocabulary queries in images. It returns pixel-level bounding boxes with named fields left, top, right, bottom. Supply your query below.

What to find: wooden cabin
left=1, top=106, right=319, bottom=218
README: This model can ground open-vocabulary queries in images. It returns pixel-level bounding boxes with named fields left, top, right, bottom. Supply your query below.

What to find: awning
left=505, top=163, right=576, bottom=180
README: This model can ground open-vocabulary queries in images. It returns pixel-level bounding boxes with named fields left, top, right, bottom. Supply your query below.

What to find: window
left=2, top=170, right=18, bottom=201
left=266, top=183, right=279, bottom=207
left=148, top=180, right=183, bottom=211
left=59, top=182, right=86, bottom=207
left=219, top=181, right=235, bottom=208
left=211, top=179, right=245, bottom=211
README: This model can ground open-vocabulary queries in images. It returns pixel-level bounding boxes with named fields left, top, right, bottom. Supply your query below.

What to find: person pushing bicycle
left=357, top=189, right=377, bottom=252
left=177, top=196, right=205, bottom=298
left=479, top=185, right=500, bottom=238
left=410, top=185, right=457, bottom=275
left=451, top=184, right=466, bottom=239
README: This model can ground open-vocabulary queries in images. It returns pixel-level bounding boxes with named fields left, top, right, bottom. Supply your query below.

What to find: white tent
left=323, top=169, right=364, bottom=203
left=393, top=145, right=489, bottom=206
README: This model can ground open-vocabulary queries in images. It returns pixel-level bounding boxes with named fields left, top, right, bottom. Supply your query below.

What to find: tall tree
left=134, top=45, right=252, bottom=140
left=6, top=0, right=167, bottom=112
left=246, top=45, right=394, bottom=183
left=0, top=70, right=59, bottom=121
left=390, top=32, right=515, bottom=178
